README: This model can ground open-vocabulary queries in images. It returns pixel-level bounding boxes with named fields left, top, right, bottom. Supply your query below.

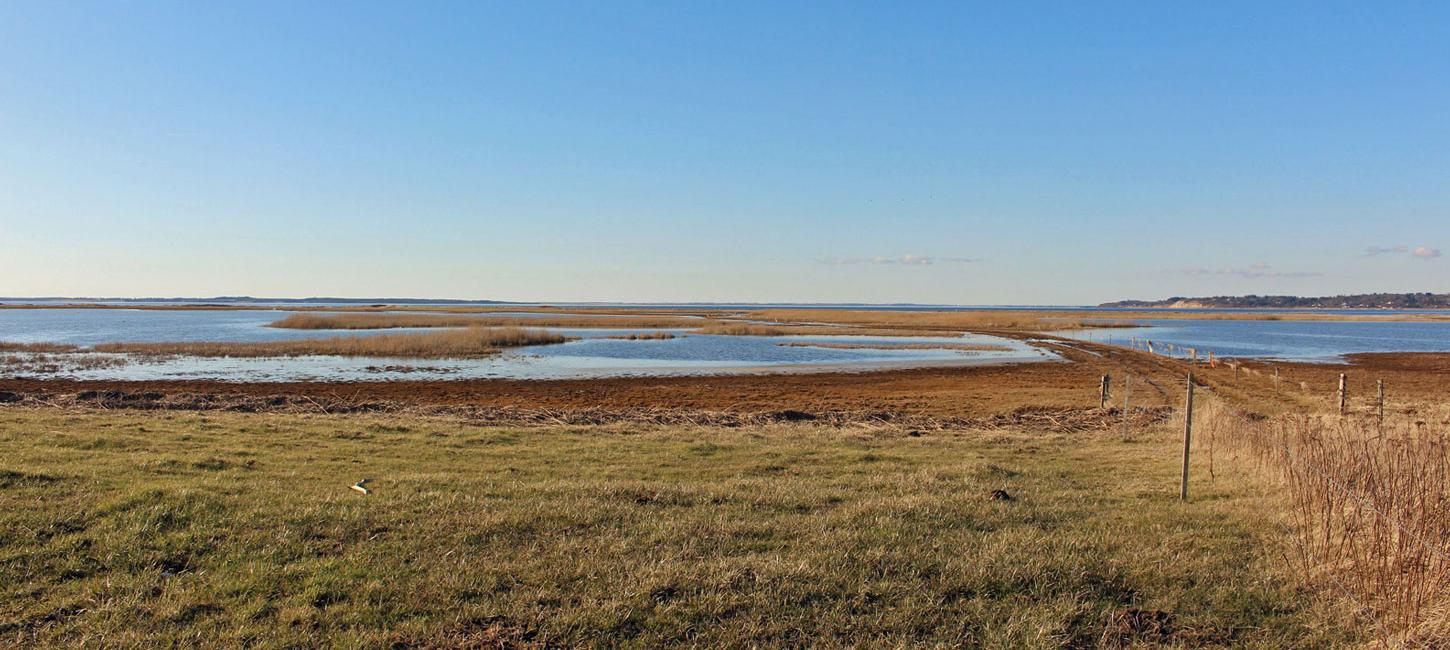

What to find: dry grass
left=1199, top=395, right=1450, bottom=644
left=268, top=313, right=698, bottom=330
left=603, top=332, right=677, bottom=340
left=778, top=342, right=1013, bottom=352
left=91, top=328, right=570, bottom=359
left=0, top=408, right=1355, bottom=647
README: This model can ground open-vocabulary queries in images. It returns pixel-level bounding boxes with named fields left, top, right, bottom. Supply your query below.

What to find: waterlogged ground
left=9, top=307, right=1450, bottom=381
left=0, top=309, right=1051, bottom=381
left=2, top=334, right=1051, bottom=381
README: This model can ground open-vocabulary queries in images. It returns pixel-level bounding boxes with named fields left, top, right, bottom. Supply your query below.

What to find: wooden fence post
left=1273, top=366, right=1280, bottom=392
left=1121, top=374, right=1132, bottom=437
left=1338, top=373, right=1347, bottom=416
left=1377, top=379, right=1385, bottom=431
left=1100, top=374, right=1110, bottom=409
left=1181, top=373, right=1194, bottom=501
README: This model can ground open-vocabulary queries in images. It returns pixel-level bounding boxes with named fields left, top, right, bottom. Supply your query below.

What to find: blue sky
left=2, top=2, right=1448, bottom=304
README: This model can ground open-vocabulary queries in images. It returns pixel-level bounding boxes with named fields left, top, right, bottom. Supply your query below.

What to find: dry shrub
left=1202, top=398, right=1450, bottom=643
left=93, top=328, right=570, bottom=359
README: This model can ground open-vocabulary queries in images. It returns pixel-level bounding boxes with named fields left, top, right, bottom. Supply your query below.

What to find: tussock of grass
left=603, top=332, right=677, bottom=340
left=92, top=328, right=569, bottom=359
left=0, top=409, right=1354, bottom=647
left=269, top=313, right=697, bottom=330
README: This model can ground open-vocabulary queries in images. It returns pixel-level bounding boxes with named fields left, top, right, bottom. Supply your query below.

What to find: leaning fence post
left=1338, top=373, right=1348, bottom=416
left=1181, top=373, right=1194, bottom=501
left=1100, top=374, right=1110, bottom=409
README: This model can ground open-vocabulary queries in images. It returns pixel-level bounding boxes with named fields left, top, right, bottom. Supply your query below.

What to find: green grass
left=0, top=409, right=1353, bottom=647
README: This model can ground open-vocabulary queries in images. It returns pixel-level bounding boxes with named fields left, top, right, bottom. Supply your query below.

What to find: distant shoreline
left=1102, top=292, right=1450, bottom=310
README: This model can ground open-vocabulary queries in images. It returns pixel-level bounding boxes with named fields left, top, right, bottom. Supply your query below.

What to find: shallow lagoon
left=0, top=309, right=1050, bottom=381
left=8, top=308, right=1450, bottom=381
left=1050, top=319, right=1450, bottom=362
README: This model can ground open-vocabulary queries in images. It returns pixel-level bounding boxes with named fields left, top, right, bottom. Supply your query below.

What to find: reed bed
left=268, top=313, right=699, bottom=330
left=92, top=328, right=570, bottom=359
left=1200, top=398, right=1450, bottom=643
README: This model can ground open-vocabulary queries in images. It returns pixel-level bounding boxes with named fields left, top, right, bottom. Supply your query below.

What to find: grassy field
left=0, top=408, right=1353, bottom=647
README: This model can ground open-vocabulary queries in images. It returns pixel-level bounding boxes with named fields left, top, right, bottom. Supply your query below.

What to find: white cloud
left=817, top=254, right=980, bottom=267
left=1365, top=245, right=1410, bottom=256
left=1366, top=244, right=1440, bottom=260
left=1174, top=262, right=1321, bottom=279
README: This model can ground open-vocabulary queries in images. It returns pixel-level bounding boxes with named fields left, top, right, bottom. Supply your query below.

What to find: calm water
left=6, top=308, right=1449, bottom=381
left=1051, top=319, right=1450, bottom=361
left=0, top=308, right=689, bottom=345
left=0, top=309, right=1049, bottom=381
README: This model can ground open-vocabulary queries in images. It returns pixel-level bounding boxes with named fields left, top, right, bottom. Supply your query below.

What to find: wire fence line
left=1187, top=382, right=1450, bottom=644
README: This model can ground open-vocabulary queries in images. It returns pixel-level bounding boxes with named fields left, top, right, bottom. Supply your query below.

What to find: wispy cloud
left=817, top=254, right=980, bottom=267
left=1172, top=262, right=1322, bottom=279
left=1366, top=244, right=1441, bottom=260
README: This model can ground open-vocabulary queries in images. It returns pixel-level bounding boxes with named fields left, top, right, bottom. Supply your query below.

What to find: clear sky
left=2, top=2, right=1448, bottom=304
